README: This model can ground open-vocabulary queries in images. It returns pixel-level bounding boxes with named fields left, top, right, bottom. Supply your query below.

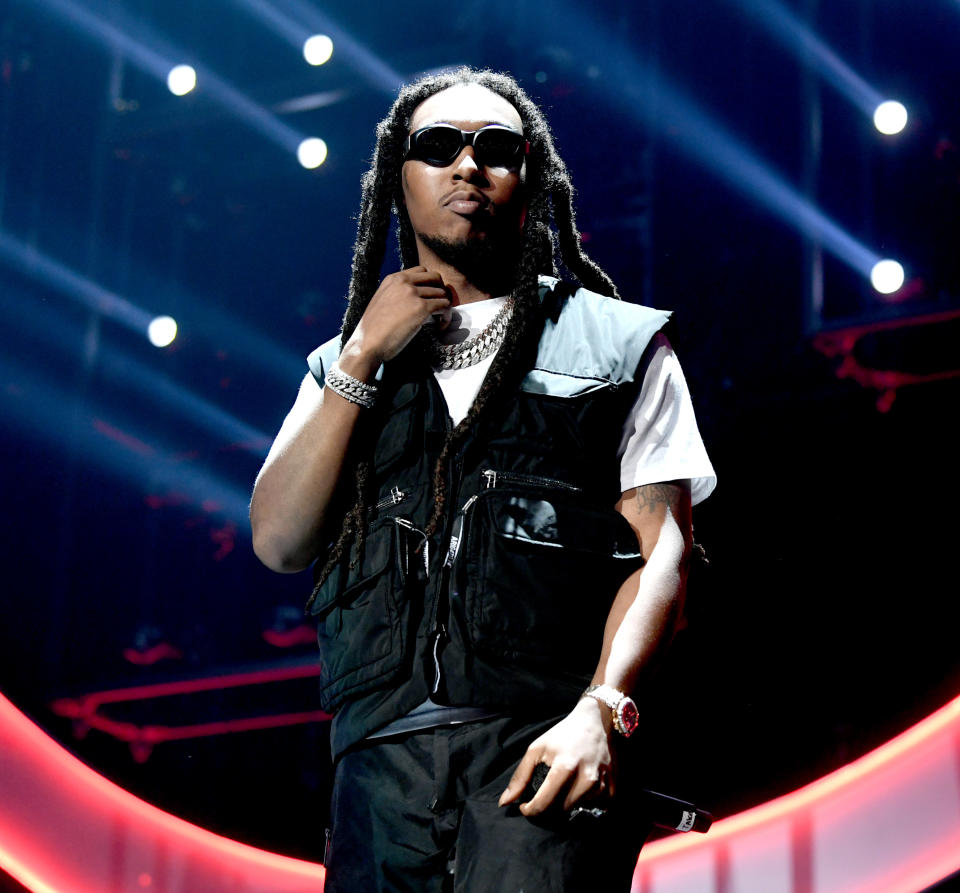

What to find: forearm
left=590, top=513, right=689, bottom=697
left=250, top=349, right=378, bottom=572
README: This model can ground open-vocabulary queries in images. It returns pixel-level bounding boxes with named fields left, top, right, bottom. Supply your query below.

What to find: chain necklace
left=424, top=297, right=515, bottom=370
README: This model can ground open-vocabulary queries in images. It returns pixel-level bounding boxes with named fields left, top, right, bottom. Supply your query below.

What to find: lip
left=443, top=189, right=490, bottom=215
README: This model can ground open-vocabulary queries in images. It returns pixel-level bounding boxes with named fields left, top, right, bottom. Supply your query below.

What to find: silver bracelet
left=325, top=361, right=378, bottom=409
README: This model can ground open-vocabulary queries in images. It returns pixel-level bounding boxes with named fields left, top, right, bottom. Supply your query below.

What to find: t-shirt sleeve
left=306, top=337, right=344, bottom=389
left=617, top=332, right=717, bottom=505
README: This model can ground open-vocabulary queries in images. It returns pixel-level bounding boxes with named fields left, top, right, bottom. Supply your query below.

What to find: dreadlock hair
left=312, top=66, right=622, bottom=596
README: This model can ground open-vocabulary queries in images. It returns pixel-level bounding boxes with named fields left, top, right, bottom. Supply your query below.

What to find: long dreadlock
left=312, top=67, right=624, bottom=597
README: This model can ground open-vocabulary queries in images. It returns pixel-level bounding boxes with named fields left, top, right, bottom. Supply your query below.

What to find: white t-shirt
left=431, top=296, right=716, bottom=505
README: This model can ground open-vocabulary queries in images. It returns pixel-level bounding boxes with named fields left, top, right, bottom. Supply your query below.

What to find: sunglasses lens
left=414, top=127, right=465, bottom=164
left=474, top=129, right=524, bottom=167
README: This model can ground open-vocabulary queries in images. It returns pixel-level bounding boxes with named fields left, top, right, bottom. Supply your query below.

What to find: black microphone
left=636, top=789, right=713, bottom=834
left=524, top=762, right=713, bottom=833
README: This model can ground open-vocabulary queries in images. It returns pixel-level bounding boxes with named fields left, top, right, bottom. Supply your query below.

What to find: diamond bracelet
left=325, top=361, right=378, bottom=409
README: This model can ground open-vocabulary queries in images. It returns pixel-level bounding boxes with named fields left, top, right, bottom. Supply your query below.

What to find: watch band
left=581, top=684, right=639, bottom=737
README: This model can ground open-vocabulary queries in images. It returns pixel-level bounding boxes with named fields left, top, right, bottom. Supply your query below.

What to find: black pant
left=323, top=715, right=649, bottom=893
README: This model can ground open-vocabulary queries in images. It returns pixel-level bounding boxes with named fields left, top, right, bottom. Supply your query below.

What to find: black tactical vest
left=307, top=278, right=672, bottom=758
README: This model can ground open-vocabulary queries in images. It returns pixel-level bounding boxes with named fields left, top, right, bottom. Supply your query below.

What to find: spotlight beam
left=1, top=226, right=305, bottom=387
left=230, top=0, right=308, bottom=52
left=2, top=290, right=271, bottom=457
left=724, top=0, right=885, bottom=115
left=527, top=1, right=884, bottom=279
left=637, top=73, right=880, bottom=276
left=2, top=357, right=253, bottom=528
left=268, top=0, right=403, bottom=91
left=26, top=0, right=174, bottom=83
left=0, top=230, right=155, bottom=334
left=28, top=0, right=307, bottom=155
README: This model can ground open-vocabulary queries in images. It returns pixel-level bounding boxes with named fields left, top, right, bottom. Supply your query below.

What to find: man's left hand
left=498, top=697, right=617, bottom=816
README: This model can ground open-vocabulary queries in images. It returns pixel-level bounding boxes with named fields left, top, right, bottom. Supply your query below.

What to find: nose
left=452, top=147, right=486, bottom=182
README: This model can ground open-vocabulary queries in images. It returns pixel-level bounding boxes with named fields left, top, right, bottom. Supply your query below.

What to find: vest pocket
left=309, top=517, right=415, bottom=712
left=460, top=489, right=644, bottom=678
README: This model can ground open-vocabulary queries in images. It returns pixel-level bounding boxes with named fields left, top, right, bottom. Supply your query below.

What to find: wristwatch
left=582, top=684, right=639, bottom=737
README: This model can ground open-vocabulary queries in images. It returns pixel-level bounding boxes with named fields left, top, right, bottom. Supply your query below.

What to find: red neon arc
left=3, top=690, right=960, bottom=893
left=0, top=692, right=324, bottom=893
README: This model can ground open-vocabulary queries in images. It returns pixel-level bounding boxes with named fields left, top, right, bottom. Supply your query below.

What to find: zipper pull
left=444, top=513, right=465, bottom=568
left=431, top=623, right=447, bottom=695
left=396, top=518, right=430, bottom=581
left=482, top=469, right=497, bottom=489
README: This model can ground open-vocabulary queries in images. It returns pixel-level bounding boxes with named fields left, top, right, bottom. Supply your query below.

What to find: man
left=250, top=67, right=715, bottom=892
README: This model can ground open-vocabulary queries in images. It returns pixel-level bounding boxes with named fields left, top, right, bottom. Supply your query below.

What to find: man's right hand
left=338, top=267, right=451, bottom=380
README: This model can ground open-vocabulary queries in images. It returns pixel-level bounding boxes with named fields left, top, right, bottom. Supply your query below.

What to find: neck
left=415, top=235, right=518, bottom=305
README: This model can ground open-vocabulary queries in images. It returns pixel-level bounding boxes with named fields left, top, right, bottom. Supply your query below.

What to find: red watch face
left=618, top=699, right=640, bottom=736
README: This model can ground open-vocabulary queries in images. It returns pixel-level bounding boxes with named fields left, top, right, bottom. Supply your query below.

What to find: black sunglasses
left=404, top=124, right=530, bottom=168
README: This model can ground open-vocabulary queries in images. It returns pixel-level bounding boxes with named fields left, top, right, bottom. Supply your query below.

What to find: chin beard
left=417, top=230, right=520, bottom=295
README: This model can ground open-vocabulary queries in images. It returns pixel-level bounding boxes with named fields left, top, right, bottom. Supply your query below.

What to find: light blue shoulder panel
left=521, top=277, right=672, bottom=398
left=306, top=335, right=384, bottom=387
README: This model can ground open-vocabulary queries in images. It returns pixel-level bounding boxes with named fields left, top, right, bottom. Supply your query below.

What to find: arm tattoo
left=635, top=483, right=680, bottom=514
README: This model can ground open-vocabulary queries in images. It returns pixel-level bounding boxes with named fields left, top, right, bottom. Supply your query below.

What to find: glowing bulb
left=297, top=137, right=328, bottom=169
left=873, top=100, right=907, bottom=135
left=167, top=65, right=197, bottom=96
left=148, top=315, right=178, bottom=347
left=870, top=259, right=905, bottom=295
left=303, top=35, right=334, bottom=66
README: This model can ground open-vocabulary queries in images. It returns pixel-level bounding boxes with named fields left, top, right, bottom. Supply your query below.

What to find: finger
left=519, top=764, right=573, bottom=816
left=562, top=769, right=603, bottom=812
left=413, top=286, right=450, bottom=301
left=422, top=297, right=453, bottom=317
left=498, top=749, right=541, bottom=807
left=404, top=267, right=445, bottom=286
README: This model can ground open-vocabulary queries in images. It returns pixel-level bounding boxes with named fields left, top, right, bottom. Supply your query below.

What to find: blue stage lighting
left=727, top=0, right=884, bottom=117
left=30, top=0, right=314, bottom=160
left=531, top=0, right=890, bottom=286
left=166, top=64, right=197, bottom=96
left=148, top=316, right=178, bottom=347
left=870, top=260, right=905, bottom=294
left=297, top=138, right=328, bottom=169
left=230, top=0, right=399, bottom=90
left=0, top=229, right=155, bottom=334
left=2, top=358, right=255, bottom=528
left=270, top=0, right=402, bottom=91
left=303, top=34, right=334, bottom=66
left=3, top=290, right=272, bottom=457
left=1, top=227, right=303, bottom=385
left=873, top=101, right=908, bottom=136
left=627, top=74, right=882, bottom=279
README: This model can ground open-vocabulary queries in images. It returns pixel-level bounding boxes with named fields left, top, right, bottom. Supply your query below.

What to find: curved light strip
left=635, top=693, right=960, bottom=892
left=3, top=690, right=960, bottom=892
left=0, top=692, right=324, bottom=892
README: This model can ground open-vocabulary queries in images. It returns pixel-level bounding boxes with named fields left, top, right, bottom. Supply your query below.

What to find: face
left=401, top=83, right=527, bottom=268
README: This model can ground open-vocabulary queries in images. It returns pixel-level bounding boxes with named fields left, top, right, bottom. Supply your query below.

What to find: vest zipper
left=374, top=485, right=407, bottom=512
left=395, top=517, right=429, bottom=581
left=481, top=469, right=582, bottom=492
left=430, top=622, right=446, bottom=696
left=443, top=493, right=481, bottom=569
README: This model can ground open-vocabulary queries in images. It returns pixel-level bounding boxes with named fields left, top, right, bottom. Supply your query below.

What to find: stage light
left=303, top=34, right=333, bottom=66
left=871, top=259, right=905, bottom=294
left=729, top=0, right=884, bottom=117
left=147, top=315, right=178, bottom=347
left=874, top=100, right=908, bottom=135
left=166, top=64, right=196, bottom=96
left=297, top=137, right=328, bottom=169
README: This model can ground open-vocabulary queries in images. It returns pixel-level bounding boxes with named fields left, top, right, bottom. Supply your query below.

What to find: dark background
left=2, top=0, right=959, bottom=863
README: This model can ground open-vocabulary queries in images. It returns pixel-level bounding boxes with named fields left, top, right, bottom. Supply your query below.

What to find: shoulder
left=530, top=276, right=673, bottom=387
